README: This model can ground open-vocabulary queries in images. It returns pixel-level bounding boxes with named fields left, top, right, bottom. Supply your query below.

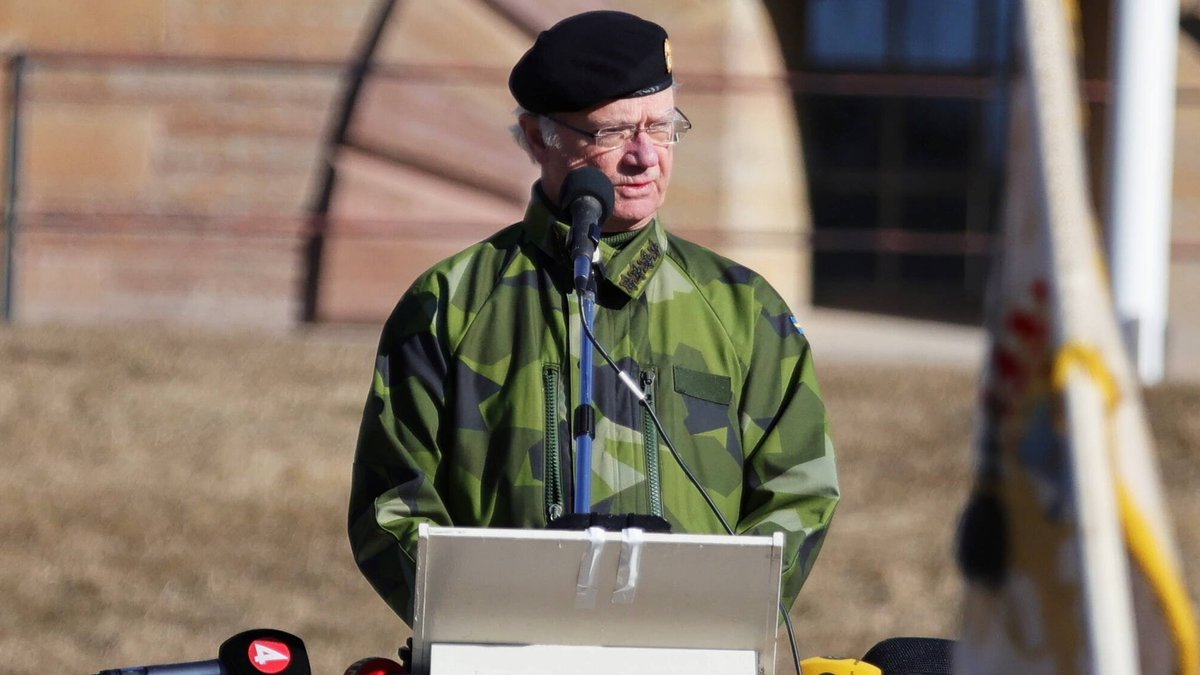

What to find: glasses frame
left=545, top=108, right=692, bottom=149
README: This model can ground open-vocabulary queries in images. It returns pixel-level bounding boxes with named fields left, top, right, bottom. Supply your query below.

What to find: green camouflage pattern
left=349, top=194, right=840, bottom=625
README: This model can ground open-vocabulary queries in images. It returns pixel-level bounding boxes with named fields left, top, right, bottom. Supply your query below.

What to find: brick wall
left=0, top=0, right=371, bottom=327
left=1, top=1, right=1195, bottom=348
left=1168, top=34, right=1200, bottom=376
left=0, top=0, right=814, bottom=329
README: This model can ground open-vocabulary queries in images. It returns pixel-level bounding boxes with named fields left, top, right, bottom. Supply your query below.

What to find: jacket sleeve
left=348, top=282, right=453, bottom=626
left=735, top=302, right=840, bottom=613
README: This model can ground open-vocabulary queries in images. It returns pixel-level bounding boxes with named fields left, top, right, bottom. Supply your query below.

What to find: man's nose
left=624, top=132, right=661, bottom=166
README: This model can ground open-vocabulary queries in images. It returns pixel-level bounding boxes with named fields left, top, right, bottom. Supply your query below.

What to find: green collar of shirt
left=522, top=186, right=670, bottom=300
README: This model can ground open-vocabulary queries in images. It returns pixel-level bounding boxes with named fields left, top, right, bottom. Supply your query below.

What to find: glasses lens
left=645, top=126, right=677, bottom=145
left=673, top=111, right=691, bottom=136
left=594, top=130, right=632, bottom=148
left=583, top=111, right=691, bottom=149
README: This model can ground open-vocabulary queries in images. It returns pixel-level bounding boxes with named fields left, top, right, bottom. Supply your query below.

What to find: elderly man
left=348, top=10, right=839, bottom=626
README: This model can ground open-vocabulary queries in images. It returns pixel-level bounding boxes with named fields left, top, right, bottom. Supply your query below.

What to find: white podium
left=411, top=524, right=785, bottom=675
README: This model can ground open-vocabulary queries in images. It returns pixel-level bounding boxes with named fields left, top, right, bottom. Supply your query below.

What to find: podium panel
left=412, top=525, right=785, bottom=675
left=431, top=643, right=757, bottom=675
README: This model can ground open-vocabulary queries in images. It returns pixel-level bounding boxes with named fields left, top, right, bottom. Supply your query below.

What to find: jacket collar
left=522, top=185, right=669, bottom=300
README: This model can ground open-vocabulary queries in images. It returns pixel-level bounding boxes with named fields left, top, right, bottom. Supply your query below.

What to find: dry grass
left=0, top=323, right=1195, bottom=674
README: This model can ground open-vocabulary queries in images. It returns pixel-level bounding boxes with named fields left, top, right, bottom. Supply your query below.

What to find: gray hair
left=510, top=108, right=562, bottom=161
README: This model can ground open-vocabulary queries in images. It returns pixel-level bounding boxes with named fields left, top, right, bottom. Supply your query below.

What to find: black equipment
left=94, top=629, right=310, bottom=675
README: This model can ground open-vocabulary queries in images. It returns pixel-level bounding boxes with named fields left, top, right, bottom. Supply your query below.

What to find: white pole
left=1023, top=1, right=1140, bottom=671
left=1106, top=0, right=1180, bottom=385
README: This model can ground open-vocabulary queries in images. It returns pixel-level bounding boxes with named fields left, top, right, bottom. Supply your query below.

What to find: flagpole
left=1105, top=0, right=1180, bottom=385
left=1022, top=0, right=1140, bottom=672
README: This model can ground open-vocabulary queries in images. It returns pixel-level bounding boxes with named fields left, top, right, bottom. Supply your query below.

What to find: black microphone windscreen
left=861, top=637, right=954, bottom=675
left=558, top=167, right=614, bottom=225
left=218, top=629, right=311, bottom=675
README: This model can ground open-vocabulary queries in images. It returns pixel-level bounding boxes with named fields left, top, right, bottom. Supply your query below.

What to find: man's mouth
left=618, top=181, right=653, bottom=191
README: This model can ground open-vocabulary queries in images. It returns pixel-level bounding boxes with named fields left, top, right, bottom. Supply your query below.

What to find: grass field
left=0, top=323, right=1195, bottom=674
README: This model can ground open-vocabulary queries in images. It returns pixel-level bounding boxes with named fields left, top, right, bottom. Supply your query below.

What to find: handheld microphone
left=799, top=657, right=882, bottom=675
left=94, top=629, right=310, bottom=675
left=557, top=166, right=614, bottom=291
left=342, top=656, right=407, bottom=674
left=860, top=637, right=953, bottom=675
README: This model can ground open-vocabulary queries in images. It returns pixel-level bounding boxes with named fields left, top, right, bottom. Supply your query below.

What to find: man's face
left=525, top=88, right=676, bottom=232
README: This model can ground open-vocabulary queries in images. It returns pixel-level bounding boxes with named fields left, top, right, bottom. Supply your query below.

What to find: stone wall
left=0, top=0, right=1196, bottom=358
left=0, top=0, right=374, bottom=327
left=1168, top=35, right=1200, bottom=377
left=0, top=0, right=814, bottom=329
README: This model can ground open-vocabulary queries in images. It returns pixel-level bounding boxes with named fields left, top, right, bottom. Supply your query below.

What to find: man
left=348, top=10, right=839, bottom=626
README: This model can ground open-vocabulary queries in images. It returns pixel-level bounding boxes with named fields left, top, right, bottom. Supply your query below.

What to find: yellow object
left=1054, top=341, right=1200, bottom=675
left=799, top=656, right=883, bottom=675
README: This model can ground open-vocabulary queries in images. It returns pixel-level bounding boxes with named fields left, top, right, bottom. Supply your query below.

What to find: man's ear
left=518, top=114, right=549, bottom=161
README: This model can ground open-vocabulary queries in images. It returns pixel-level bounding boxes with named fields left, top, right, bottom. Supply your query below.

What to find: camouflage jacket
left=349, top=194, right=839, bottom=625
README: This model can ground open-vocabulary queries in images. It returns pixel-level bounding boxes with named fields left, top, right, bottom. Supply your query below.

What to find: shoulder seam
left=663, top=232, right=755, bottom=374
left=446, top=225, right=528, bottom=356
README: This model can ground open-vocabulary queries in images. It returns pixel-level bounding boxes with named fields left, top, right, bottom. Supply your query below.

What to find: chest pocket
left=673, top=365, right=732, bottom=405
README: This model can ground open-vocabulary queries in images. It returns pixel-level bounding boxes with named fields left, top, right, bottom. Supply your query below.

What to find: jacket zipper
left=543, top=366, right=564, bottom=522
left=642, top=368, right=663, bottom=518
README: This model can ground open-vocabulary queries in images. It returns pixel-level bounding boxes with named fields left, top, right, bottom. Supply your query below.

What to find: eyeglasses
left=546, top=108, right=692, bottom=150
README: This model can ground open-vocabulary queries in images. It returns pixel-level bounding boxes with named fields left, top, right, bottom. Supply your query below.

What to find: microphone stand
left=572, top=225, right=599, bottom=514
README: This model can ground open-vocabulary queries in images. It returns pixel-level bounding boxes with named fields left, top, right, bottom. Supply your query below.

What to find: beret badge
left=664, top=38, right=673, bottom=74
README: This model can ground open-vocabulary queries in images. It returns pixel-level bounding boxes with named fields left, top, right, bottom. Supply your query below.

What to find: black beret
left=509, top=10, right=673, bottom=114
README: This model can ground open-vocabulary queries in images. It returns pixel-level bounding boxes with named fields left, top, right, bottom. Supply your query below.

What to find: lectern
left=410, top=524, right=785, bottom=675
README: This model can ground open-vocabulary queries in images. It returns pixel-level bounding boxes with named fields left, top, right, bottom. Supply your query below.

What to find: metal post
left=3, top=52, right=24, bottom=323
left=1106, top=0, right=1180, bottom=384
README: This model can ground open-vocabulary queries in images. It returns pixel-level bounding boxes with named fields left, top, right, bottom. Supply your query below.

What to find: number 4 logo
left=248, top=639, right=293, bottom=674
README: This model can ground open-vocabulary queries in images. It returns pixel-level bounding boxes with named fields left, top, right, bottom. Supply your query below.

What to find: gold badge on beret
left=664, top=38, right=673, bottom=74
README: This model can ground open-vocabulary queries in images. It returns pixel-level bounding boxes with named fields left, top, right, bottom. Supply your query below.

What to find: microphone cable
left=578, top=310, right=804, bottom=675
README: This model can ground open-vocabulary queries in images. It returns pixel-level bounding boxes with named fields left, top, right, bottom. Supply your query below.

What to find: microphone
left=94, top=629, right=310, bottom=675
left=557, top=167, right=614, bottom=291
left=342, top=656, right=407, bottom=674
left=860, top=637, right=953, bottom=675
left=798, top=637, right=955, bottom=675
left=799, top=656, right=882, bottom=675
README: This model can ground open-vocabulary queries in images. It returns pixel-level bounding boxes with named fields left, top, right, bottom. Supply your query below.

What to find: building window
left=789, top=0, right=1014, bottom=321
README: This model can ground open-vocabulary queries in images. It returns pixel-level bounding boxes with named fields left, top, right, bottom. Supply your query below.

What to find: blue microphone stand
left=557, top=165, right=613, bottom=517
left=572, top=224, right=599, bottom=514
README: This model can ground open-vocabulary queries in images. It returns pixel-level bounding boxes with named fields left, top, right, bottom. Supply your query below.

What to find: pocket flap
left=672, top=365, right=732, bottom=405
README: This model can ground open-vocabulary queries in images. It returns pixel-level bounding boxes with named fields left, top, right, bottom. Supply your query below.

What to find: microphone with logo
left=558, top=166, right=614, bottom=292
left=94, top=628, right=310, bottom=675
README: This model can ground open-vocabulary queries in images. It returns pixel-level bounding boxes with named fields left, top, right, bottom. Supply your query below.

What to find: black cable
left=578, top=307, right=802, bottom=674
left=781, top=601, right=802, bottom=675
left=578, top=312, right=734, bottom=534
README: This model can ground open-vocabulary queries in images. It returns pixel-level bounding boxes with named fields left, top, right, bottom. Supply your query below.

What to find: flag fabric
left=954, top=1, right=1199, bottom=673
